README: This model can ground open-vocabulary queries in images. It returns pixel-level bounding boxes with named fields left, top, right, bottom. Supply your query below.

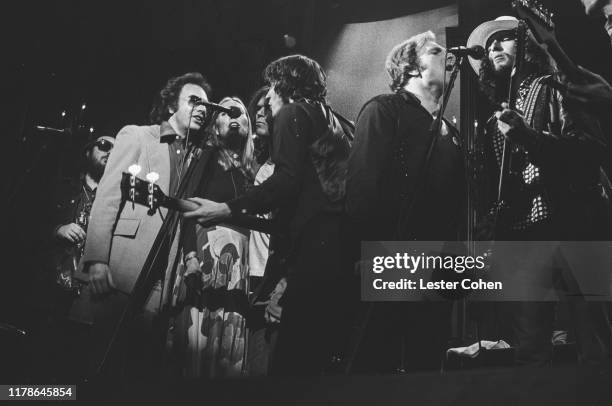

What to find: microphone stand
left=394, top=55, right=464, bottom=239
left=92, top=108, right=214, bottom=376
left=345, top=56, right=465, bottom=375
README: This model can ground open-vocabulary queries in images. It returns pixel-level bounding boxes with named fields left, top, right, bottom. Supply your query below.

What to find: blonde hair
left=209, top=96, right=256, bottom=179
left=385, top=31, right=436, bottom=92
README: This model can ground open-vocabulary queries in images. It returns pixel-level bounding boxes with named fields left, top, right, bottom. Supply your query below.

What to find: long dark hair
left=247, top=86, right=270, bottom=129
left=263, top=55, right=327, bottom=103
left=247, top=86, right=271, bottom=166
left=478, top=31, right=556, bottom=104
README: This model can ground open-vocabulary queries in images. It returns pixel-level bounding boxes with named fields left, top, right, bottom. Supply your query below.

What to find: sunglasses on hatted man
left=94, top=139, right=114, bottom=152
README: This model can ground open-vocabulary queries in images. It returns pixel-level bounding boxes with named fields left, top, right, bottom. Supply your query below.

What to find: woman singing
left=172, top=97, right=256, bottom=377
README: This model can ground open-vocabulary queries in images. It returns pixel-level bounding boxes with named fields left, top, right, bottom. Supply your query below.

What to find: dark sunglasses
left=486, top=30, right=517, bottom=50
left=94, top=139, right=114, bottom=152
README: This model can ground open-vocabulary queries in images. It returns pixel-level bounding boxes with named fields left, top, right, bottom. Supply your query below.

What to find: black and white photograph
left=2, top=0, right=612, bottom=404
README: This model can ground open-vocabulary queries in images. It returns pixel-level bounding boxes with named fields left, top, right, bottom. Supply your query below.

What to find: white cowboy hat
left=466, top=16, right=519, bottom=75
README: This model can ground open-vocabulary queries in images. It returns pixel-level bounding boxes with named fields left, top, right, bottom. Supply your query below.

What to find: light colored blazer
left=79, top=124, right=173, bottom=294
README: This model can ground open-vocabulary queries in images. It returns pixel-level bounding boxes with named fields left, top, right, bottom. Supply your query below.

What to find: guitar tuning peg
left=145, top=172, right=160, bottom=183
left=144, top=172, right=160, bottom=212
left=128, top=164, right=142, bottom=176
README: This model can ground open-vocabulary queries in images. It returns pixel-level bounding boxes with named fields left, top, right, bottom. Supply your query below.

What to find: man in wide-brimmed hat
left=469, top=16, right=612, bottom=366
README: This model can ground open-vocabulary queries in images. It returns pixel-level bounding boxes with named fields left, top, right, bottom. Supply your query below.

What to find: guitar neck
left=512, top=0, right=581, bottom=83
left=543, top=39, right=580, bottom=82
left=160, top=195, right=199, bottom=212
left=120, top=172, right=278, bottom=234
left=160, top=195, right=278, bottom=234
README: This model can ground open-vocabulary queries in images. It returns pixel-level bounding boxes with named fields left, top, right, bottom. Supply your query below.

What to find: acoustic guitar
left=119, top=169, right=278, bottom=234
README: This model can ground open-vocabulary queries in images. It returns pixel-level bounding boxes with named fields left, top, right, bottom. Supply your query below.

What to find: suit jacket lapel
left=145, top=134, right=171, bottom=196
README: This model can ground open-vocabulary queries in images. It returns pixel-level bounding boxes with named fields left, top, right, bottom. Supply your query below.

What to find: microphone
left=189, top=96, right=242, bottom=119
left=447, top=45, right=486, bottom=59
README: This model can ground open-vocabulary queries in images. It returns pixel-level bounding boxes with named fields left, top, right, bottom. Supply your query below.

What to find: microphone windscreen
left=228, top=106, right=242, bottom=119
left=471, top=45, right=485, bottom=59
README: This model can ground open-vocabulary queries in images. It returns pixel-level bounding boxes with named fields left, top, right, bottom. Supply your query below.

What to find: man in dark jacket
left=345, top=31, right=465, bottom=372
left=467, top=16, right=612, bottom=365
left=44, top=132, right=114, bottom=380
left=184, top=55, right=352, bottom=375
left=51, top=133, right=115, bottom=308
left=347, top=31, right=464, bottom=242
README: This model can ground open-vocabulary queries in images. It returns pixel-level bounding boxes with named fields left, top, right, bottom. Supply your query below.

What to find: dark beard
left=86, top=157, right=105, bottom=182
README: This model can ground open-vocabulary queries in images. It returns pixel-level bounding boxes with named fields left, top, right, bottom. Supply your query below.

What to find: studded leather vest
left=488, top=74, right=552, bottom=230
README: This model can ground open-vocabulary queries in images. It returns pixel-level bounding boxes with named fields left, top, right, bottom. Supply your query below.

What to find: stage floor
left=74, top=364, right=612, bottom=406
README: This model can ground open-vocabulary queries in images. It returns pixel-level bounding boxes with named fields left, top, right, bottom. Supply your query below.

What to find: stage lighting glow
left=283, top=34, right=297, bottom=48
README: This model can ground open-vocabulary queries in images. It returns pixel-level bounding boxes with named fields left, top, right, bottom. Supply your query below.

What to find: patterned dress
left=171, top=154, right=251, bottom=378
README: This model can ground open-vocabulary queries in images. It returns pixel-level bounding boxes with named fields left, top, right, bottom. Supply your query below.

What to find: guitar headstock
left=512, top=0, right=555, bottom=46
left=120, top=167, right=168, bottom=215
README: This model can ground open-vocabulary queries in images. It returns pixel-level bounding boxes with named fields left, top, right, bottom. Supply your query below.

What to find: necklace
left=81, top=184, right=94, bottom=206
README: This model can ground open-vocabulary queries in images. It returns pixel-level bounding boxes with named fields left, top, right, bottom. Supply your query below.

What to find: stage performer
left=468, top=16, right=612, bottom=365
left=170, top=96, right=256, bottom=378
left=183, top=55, right=353, bottom=375
left=345, top=31, right=465, bottom=373
left=78, top=72, right=211, bottom=378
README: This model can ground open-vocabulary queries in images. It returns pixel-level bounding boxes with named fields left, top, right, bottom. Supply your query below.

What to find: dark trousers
left=502, top=221, right=612, bottom=365
left=87, top=282, right=163, bottom=381
left=270, top=214, right=348, bottom=376
left=511, top=300, right=612, bottom=365
left=351, top=301, right=452, bottom=374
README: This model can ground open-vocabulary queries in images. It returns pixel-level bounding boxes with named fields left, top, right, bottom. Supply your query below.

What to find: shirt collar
left=159, top=121, right=185, bottom=144
left=398, top=89, right=422, bottom=106
left=80, top=174, right=97, bottom=193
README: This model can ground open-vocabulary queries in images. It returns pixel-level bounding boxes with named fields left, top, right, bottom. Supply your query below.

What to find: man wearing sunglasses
left=53, top=135, right=115, bottom=262
left=468, top=16, right=611, bottom=366
left=46, top=133, right=114, bottom=379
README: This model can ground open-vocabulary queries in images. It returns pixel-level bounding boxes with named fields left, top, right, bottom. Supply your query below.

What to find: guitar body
left=54, top=246, right=82, bottom=293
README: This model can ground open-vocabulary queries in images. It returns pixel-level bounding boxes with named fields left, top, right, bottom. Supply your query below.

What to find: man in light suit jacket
left=77, top=72, right=211, bottom=379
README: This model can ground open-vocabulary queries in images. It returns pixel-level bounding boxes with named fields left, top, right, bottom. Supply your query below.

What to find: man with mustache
left=77, top=72, right=211, bottom=379
left=468, top=16, right=612, bottom=365
left=44, top=131, right=115, bottom=380
left=52, top=133, right=115, bottom=296
left=53, top=134, right=114, bottom=253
